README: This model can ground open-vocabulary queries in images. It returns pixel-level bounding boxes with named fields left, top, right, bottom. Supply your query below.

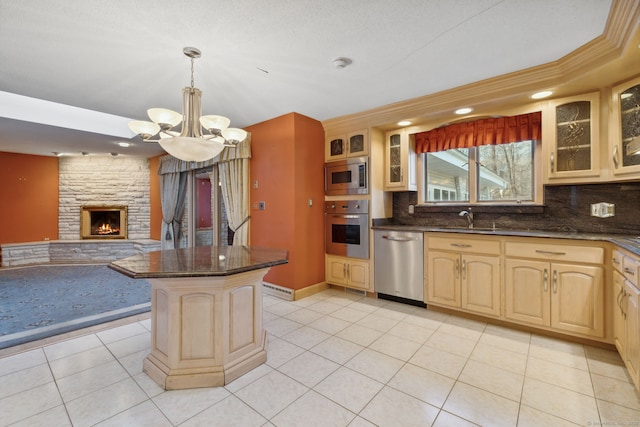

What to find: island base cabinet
left=505, top=259, right=604, bottom=338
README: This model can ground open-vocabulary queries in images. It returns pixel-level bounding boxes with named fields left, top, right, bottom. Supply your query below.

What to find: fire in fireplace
left=80, top=206, right=128, bottom=239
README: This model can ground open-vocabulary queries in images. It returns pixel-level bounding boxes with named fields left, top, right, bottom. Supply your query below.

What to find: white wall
left=58, top=156, right=150, bottom=240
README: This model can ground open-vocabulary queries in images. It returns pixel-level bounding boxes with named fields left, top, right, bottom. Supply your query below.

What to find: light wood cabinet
left=543, top=92, right=601, bottom=183
left=325, top=130, right=369, bottom=162
left=426, top=236, right=501, bottom=317
left=505, top=241, right=604, bottom=338
left=612, top=248, right=640, bottom=390
left=610, top=75, right=640, bottom=178
left=384, top=129, right=416, bottom=191
left=325, top=254, right=370, bottom=291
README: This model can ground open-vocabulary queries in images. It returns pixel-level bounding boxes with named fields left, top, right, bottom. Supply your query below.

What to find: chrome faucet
left=459, top=208, right=473, bottom=229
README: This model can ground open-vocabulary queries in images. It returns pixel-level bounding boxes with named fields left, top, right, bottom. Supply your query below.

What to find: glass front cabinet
left=611, top=75, right=640, bottom=178
left=384, top=129, right=417, bottom=191
left=543, top=92, right=600, bottom=183
left=325, top=129, right=369, bottom=162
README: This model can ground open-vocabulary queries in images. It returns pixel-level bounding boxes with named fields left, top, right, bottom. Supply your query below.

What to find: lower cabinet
left=325, top=255, right=370, bottom=291
left=612, top=249, right=640, bottom=390
left=425, top=236, right=501, bottom=317
left=505, top=258, right=604, bottom=337
left=504, top=241, right=604, bottom=338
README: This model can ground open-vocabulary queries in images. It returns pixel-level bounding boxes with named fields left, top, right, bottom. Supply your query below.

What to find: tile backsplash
left=389, top=182, right=640, bottom=236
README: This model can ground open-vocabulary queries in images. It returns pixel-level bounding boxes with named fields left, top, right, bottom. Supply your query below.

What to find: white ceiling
left=0, top=0, right=614, bottom=158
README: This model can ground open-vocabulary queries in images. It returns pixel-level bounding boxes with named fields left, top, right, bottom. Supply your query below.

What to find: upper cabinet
left=384, top=129, right=417, bottom=191
left=543, top=92, right=600, bottom=183
left=325, top=129, right=369, bottom=162
left=610, top=75, right=640, bottom=178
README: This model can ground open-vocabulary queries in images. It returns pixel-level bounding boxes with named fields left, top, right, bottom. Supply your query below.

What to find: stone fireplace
left=80, top=206, right=128, bottom=239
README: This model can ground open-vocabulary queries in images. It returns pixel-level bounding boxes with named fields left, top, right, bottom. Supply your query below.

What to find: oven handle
left=328, top=214, right=363, bottom=219
left=382, top=235, right=417, bottom=242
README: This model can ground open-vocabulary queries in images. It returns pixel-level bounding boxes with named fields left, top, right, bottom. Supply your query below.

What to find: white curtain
left=219, top=157, right=250, bottom=245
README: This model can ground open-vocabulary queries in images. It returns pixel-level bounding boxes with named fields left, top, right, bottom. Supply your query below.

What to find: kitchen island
left=109, top=246, right=288, bottom=390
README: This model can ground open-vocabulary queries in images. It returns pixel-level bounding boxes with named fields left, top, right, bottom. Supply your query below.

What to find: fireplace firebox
left=80, top=206, right=128, bottom=239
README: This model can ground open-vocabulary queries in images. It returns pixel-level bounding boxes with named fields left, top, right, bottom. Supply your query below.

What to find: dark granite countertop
left=372, top=225, right=640, bottom=256
left=109, top=246, right=288, bottom=279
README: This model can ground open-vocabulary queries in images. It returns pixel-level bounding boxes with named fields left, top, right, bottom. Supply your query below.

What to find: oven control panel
left=324, top=200, right=369, bottom=215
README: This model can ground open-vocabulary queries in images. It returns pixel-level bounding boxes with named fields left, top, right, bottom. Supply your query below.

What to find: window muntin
left=421, top=140, right=537, bottom=205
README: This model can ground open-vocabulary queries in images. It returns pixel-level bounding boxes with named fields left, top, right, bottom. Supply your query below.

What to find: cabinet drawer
left=505, top=242, right=603, bottom=264
left=427, top=236, right=500, bottom=255
left=612, top=249, right=625, bottom=273
left=623, top=255, right=639, bottom=287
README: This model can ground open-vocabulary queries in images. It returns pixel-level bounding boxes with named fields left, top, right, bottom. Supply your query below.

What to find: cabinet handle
left=462, top=259, right=467, bottom=280
left=622, top=290, right=628, bottom=319
left=535, top=250, right=566, bottom=256
left=553, top=270, right=558, bottom=293
left=613, top=145, right=619, bottom=169
left=624, top=267, right=636, bottom=276
left=544, top=268, right=548, bottom=292
left=617, top=287, right=625, bottom=313
left=455, top=259, right=460, bottom=279
left=451, top=243, right=472, bottom=248
left=613, top=257, right=621, bottom=265
left=550, top=152, right=555, bottom=173
left=343, top=263, right=347, bottom=279
left=346, top=264, right=350, bottom=279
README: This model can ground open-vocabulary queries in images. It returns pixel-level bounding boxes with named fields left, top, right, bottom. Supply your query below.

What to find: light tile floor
left=2, top=288, right=640, bottom=426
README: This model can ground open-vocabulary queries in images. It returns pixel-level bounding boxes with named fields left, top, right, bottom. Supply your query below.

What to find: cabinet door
left=347, top=130, right=368, bottom=157
left=551, top=263, right=604, bottom=337
left=611, top=76, right=640, bottom=178
left=505, top=258, right=549, bottom=327
left=326, top=136, right=347, bottom=161
left=613, top=270, right=627, bottom=355
left=462, top=255, right=501, bottom=317
left=624, top=281, right=640, bottom=386
left=347, top=260, right=370, bottom=291
left=384, top=130, right=416, bottom=191
left=544, top=92, right=600, bottom=182
left=326, top=256, right=347, bottom=286
left=426, top=251, right=460, bottom=308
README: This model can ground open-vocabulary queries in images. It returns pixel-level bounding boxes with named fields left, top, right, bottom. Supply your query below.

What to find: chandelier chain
left=190, top=57, right=195, bottom=88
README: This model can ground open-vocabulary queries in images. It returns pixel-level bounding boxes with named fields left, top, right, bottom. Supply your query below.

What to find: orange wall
left=0, top=152, right=59, bottom=243
left=247, top=113, right=325, bottom=290
left=149, top=155, right=163, bottom=240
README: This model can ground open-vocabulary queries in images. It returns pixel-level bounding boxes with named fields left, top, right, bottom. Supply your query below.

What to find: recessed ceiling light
left=117, top=142, right=131, bottom=147
left=455, top=107, right=473, bottom=115
left=397, top=120, right=412, bottom=126
left=531, top=90, right=553, bottom=99
left=332, top=57, right=352, bottom=69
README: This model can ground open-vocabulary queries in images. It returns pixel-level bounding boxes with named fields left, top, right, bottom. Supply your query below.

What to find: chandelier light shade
left=128, top=47, right=247, bottom=162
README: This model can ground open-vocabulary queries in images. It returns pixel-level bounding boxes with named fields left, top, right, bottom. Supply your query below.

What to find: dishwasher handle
left=382, top=235, right=419, bottom=242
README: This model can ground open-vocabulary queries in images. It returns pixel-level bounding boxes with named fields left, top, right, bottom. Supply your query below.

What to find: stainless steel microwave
left=324, top=157, right=368, bottom=196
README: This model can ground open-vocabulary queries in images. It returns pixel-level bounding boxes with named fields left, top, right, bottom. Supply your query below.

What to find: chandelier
left=128, top=47, right=247, bottom=162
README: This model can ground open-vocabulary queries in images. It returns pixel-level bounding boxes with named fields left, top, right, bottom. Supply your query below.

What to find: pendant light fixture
left=128, top=47, right=247, bottom=162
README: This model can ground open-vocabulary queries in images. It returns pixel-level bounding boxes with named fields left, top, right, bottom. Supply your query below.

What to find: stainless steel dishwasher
left=373, top=230, right=425, bottom=306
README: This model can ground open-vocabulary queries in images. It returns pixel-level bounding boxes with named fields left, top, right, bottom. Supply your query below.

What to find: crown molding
left=323, top=0, right=640, bottom=135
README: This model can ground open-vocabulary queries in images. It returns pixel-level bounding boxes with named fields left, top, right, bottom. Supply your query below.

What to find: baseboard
left=294, top=281, right=330, bottom=300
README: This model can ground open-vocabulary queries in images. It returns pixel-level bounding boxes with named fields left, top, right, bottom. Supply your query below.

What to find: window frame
left=417, top=139, right=543, bottom=206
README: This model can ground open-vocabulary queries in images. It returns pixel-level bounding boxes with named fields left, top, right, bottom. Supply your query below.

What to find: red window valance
left=414, top=111, right=542, bottom=154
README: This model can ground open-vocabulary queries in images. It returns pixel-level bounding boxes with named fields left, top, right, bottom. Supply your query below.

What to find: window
left=421, top=140, right=538, bottom=205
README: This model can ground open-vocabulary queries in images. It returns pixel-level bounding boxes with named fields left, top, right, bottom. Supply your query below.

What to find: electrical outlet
left=590, top=202, right=615, bottom=218
left=259, top=201, right=266, bottom=210
left=408, top=205, right=414, bottom=214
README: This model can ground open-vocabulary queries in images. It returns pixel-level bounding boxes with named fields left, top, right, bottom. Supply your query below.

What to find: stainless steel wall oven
left=324, top=200, right=369, bottom=259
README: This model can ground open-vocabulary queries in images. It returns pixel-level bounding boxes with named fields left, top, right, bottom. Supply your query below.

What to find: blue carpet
left=0, top=264, right=151, bottom=349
